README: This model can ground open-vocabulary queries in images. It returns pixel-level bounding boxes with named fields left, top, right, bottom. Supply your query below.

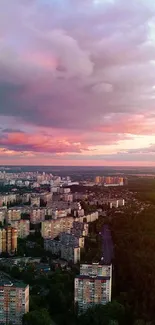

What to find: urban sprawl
left=0, top=171, right=131, bottom=324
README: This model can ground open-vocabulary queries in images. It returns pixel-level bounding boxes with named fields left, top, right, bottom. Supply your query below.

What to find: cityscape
left=0, top=167, right=154, bottom=324
left=1, top=0, right=155, bottom=325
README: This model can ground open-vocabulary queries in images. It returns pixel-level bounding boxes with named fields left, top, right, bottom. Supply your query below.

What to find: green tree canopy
left=23, top=308, right=51, bottom=325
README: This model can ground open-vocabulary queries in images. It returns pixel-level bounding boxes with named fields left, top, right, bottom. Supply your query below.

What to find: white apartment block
left=75, top=263, right=112, bottom=313
left=109, top=199, right=125, bottom=209
left=75, top=211, right=99, bottom=223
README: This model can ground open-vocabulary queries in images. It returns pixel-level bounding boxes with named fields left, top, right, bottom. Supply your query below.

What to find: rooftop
left=0, top=273, right=28, bottom=288
left=75, top=275, right=110, bottom=280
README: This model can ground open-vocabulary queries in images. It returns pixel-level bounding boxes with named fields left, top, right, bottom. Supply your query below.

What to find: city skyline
left=0, top=0, right=155, bottom=166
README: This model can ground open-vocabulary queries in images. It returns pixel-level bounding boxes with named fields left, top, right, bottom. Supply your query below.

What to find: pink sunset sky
left=0, top=0, right=155, bottom=166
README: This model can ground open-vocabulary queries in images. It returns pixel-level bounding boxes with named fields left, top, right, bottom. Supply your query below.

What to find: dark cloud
left=2, top=128, right=24, bottom=133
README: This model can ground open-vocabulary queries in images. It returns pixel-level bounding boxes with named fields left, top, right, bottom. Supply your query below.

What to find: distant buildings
left=7, top=208, right=21, bottom=223
left=0, top=194, right=17, bottom=207
left=94, top=176, right=125, bottom=186
left=0, top=279, right=29, bottom=325
left=30, top=195, right=40, bottom=207
left=74, top=263, right=112, bottom=313
left=75, top=211, right=99, bottom=223
left=30, top=208, right=46, bottom=224
left=0, top=226, right=17, bottom=254
left=0, top=207, right=7, bottom=225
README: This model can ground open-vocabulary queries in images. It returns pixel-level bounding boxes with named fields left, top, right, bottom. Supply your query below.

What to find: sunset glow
left=0, top=0, right=155, bottom=166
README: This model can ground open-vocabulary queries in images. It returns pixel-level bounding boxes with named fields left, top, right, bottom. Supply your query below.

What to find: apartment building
left=60, top=232, right=85, bottom=248
left=62, top=194, right=73, bottom=202
left=73, top=209, right=85, bottom=218
left=0, top=207, right=7, bottom=225
left=61, top=246, right=80, bottom=264
left=7, top=208, right=21, bottom=223
left=40, top=192, right=52, bottom=204
left=70, top=221, right=89, bottom=237
left=59, top=188, right=71, bottom=194
left=0, top=194, right=17, bottom=207
left=30, top=195, right=40, bottom=207
left=0, top=279, right=29, bottom=325
left=74, top=212, right=99, bottom=224
left=41, top=217, right=74, bottom=239
left=52, top=207, right=71, bottom=219
left=22, top=193, right=31, bottom=204
left=75, top=263, right=112, bottom=313
left=10, top=220, right=30, bottom=239
left=0, top=226, right=17, bottom=254
left=109, top=199, right=125, bottom=209
left=30, top=208, right=46, bottom=224
left=44, top=239, right=80, bottom=264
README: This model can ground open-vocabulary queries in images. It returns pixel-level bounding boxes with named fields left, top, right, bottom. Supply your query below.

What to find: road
left=101, top=225, right=114, bottom=264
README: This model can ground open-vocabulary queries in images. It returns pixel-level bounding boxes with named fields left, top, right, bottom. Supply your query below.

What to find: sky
left=0, top=0, right=155, bottom=166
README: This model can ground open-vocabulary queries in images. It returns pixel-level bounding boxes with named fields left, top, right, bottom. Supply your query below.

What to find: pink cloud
left=0, top=0, right=155, bottom=165
left=0, top=132, right=89, bottom=154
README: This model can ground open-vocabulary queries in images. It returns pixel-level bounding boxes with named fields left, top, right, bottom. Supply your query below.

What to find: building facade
left=0, top=280, right=29, bottom=325
left=10, top=220, right=30, bottom=239
left=0, top=226, right=17, bottom=254
left=74, top=263, right=112, bottom=313
left=41, top=217, right=74, bottom=239
left=44, top=239, right=81, bottom=264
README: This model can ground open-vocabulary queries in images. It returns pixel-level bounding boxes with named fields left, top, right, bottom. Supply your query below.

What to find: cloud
left=0, top=0, right=155, bottom=164
left=125, top=143, right=155, bottom=154
left=0, top=132, right=89, bottom=154
left=2, top=128, right=24, bottom=133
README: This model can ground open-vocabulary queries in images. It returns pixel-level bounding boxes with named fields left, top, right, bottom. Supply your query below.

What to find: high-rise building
left=10, top=220, right=30, bottom=239
left=41, top=217, right=74, bottom=239
left=74, top=263, right=112, bottom=313
left=30, top=208, right=46, bottom=224
left=0, top=226, right=17, bottom=254
left=94, top=176, right=102, bottom=184
left=7, top=209, right=21, bottom=223
left=0, top=279, right=29, bottom=325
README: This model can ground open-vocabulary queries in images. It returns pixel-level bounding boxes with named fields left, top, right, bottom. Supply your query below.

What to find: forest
left=110, top=205, right=155, bottom=324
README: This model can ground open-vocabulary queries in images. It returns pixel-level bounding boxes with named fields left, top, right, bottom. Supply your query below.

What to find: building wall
left=74, top=264, right=112, bottom=313
left=0, top=227, right=17, bottom=254
left=0, top=282, right=29, bottom=325
left=41, top=217, right=74, bottom=239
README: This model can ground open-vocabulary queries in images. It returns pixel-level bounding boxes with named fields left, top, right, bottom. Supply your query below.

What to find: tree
left=23, top=309, right=51, bottom=325
left=78, top=302, right=126, bottom=325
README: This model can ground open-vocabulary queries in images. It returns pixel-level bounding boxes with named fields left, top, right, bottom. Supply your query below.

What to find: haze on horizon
left=0, top=0, right=155, bottom=167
